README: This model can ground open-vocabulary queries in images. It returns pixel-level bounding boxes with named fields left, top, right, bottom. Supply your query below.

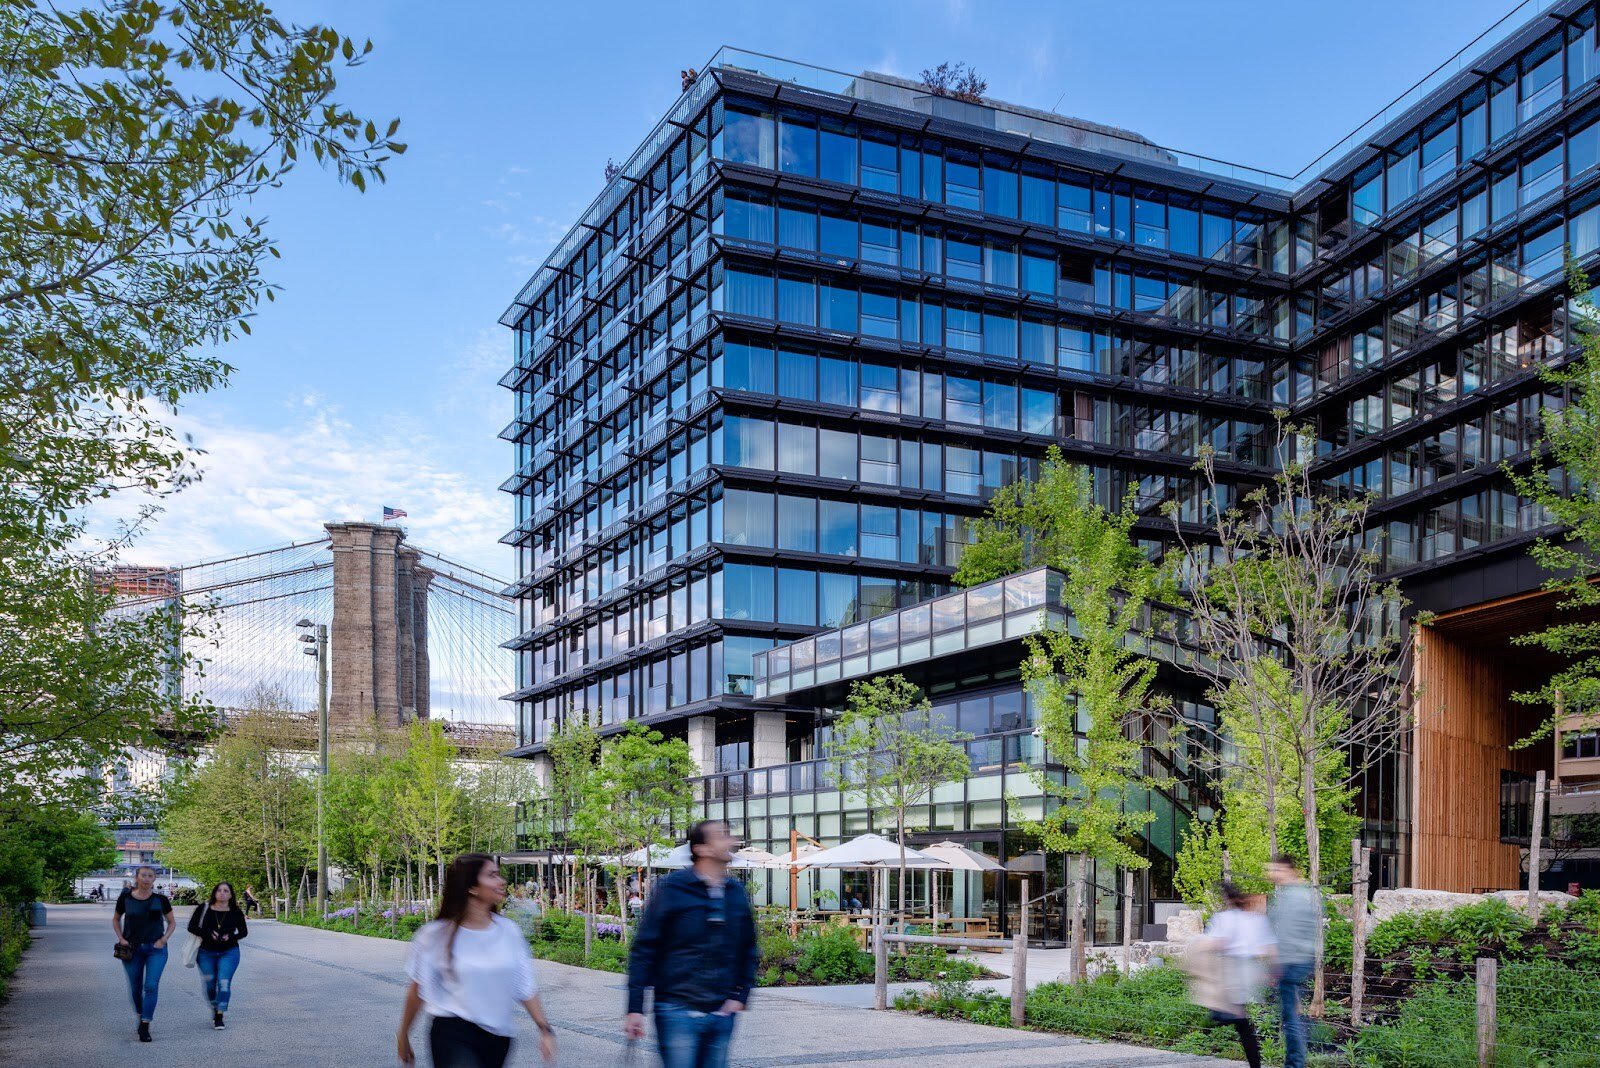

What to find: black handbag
left=113, top=942, right=133, bottom=961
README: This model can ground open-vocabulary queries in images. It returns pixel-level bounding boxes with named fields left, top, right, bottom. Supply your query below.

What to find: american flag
left=382, top=506, right=408, bottom=521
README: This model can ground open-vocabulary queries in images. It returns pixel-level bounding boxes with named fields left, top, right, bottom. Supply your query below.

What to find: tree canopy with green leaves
left=1506, top=260, right=1600, bottom=730
left=572, top=724, right=695, bottom=936
left=958, top=450, right=1169, bottom=977
left=826, top=673, right=970, bottom=920
left=1, top=0, right=403, bottom=816
left=1168, top=424, right=1409, bottom=894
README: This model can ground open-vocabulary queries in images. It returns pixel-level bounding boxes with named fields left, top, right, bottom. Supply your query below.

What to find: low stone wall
left=1369, top=886, right=1575, bottom=923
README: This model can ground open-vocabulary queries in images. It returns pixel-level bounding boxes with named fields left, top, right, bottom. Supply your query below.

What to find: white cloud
left=92, top=394, right=513, bottom=578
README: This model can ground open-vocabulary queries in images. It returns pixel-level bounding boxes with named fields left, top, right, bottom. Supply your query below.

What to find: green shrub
left=781, top=969, right=802, bottom=985
left=0, top=906, right=30, bottom=1003
left=796, top=926, right=872, bottom=983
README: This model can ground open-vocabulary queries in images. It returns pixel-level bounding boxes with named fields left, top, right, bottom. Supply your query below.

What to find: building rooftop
left=502, top=0, right=1570, bottom=321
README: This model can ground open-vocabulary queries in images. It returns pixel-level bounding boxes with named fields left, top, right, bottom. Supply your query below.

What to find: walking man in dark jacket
left=625, top=820, right=759, bottom=1068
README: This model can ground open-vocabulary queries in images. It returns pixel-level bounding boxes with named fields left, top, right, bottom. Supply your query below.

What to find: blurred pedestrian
left=1189, top=882, right=1274, bottom=1068
left=187, top=881, right=249, bottom=1029
left=242, top=885, right=260, bottom=915
left=398, top=853, right=558, bottom=1068
left=1267, top=854, right=1322, bottom=1068
left=113, top=865, right=176, bottom=1043
left=625, top=820, right=759, bottom=1068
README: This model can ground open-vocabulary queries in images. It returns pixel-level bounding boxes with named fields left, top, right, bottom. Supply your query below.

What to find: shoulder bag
left=183, top=902, right=209, bottom=968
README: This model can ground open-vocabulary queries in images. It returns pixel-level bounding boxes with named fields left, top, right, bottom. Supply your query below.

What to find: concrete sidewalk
left=0, top=903, right=1233, bottom=1067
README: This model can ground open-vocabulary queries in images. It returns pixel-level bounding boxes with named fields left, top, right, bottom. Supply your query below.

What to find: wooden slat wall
left=1412, top=628, right=1544, bottom=892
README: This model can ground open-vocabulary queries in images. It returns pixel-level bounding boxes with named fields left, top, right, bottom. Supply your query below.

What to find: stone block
left=1487, top=889, right=1576, bottom=914
left=1368, top=887, right=1483, bottom=923
left=1164, top=907, right=1205, bottom=943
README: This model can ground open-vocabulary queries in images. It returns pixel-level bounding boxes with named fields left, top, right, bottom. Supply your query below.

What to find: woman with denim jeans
left=188, top=882, right=249, bottom=1030
left=113, top=866, right=176, bottom=1043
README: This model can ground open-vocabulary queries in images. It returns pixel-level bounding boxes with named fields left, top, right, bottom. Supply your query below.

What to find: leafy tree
left=323, top=739, right=401, bottom=901
left=540, top=712, right=600, bottom=902
left=459, top=750, right=543, bottom=857
left=826, top=674, right=970, bottom=924
left=0, top=0, right=401, bottom=812
left=1168, top=422, right=1409, bottom=894
left=572, top=724, right=695, bottom=938
left=959, top=451, right=1168, bottom=979
left=393, top=720, right=461, bottom=894
left=0, top=804, right=116, bottom=902
left=160, top=693, right=313, bottom=895
left=1505, top=260, right=1600, bottom=733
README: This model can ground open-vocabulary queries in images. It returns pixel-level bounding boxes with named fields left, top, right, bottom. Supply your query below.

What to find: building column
left=752, top=710, right=787, bottom=768
left=687, top=714, right=717, bottom=778
left=531, top=752, right=553, bottom=791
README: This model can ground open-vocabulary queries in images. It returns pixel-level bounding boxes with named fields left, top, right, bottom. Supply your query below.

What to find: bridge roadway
left=0, top=905, right=1234, bottom=1067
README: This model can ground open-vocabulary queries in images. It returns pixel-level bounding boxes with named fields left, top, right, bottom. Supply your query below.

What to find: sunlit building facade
left=503, top=2, right=1600, bottom=933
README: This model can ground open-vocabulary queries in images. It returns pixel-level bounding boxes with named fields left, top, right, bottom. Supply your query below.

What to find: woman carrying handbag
left=113, top=866, right=176, bottom=1043
left=187, top=882, right=249, bottom=1030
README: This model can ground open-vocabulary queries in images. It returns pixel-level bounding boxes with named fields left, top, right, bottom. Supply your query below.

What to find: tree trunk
left=896, top=812, right=908, bottom=936
left=1070, top=853, right=1089, bottom=983
left=1303, top=754, right=1326, bottom=1018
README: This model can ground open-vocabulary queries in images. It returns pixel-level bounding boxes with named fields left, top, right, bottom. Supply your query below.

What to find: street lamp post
left=297, top=620, right=329, bottom=915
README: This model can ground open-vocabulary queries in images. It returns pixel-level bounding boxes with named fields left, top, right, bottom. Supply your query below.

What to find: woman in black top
left=188, top=882, right=249, bottom=1030
left=113, top=866, right=176, bottom=1042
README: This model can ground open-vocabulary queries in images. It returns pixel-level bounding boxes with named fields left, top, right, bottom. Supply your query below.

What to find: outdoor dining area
left=503, top=832, right=1021, bottom=950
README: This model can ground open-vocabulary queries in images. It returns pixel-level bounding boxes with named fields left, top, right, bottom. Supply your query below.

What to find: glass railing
left=1291, top=0, right=1565, bottom=187
left=753, top=568, right=1065, bottom=700
left=705, top=47, right=1295, bottom=192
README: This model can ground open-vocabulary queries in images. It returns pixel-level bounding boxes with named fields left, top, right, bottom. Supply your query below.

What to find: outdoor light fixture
left=295, top=618, right=313, bottom=628
left=299, top=633, right=316, bottom=643
left=302, top=646, right=317, bottom=656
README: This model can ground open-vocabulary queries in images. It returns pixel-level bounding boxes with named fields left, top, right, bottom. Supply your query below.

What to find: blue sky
left=109, top=0, right=1522, bottom=577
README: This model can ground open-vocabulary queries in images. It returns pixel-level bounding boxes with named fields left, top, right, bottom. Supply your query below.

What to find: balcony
left=753, top=569, right=1064, bottom=702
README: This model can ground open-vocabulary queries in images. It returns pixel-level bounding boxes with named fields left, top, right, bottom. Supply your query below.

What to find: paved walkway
left=0, top=904, right=1233, bottom=1067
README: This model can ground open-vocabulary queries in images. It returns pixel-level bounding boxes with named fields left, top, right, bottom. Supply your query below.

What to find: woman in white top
left=398, top=853, right=558, bottom=1067
left=1198, top=882, right=1275, bottom=1068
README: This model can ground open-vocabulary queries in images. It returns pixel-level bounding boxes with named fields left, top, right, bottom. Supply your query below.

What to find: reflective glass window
left=946, top=153, right=981, bottom=209
left=818, top=499, right=857, bottom=556
left=777, top=568, right=817, bottom=625
left=819, top=124, right=856, bottom=184
left=778, top=114, right=816, bottom=176
left=818, top=428, right=857, bottom=480
left=725, top=193, right=774, bottom=243
left=777, top=423, right=816, bottom=475
left=723, top=107, right=774, bottom=167
left=777, top=497, right=816, bottom=552
left=777, top=348, right=816, bottom=400
left=860, top=134, right=898, bottom=193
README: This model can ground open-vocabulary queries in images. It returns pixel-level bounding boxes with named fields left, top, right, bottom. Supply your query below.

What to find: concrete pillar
left=687, top=715, right=717, bottom=778
left=752, top=710, right=787, bottom=768
left=532, top=752, right=554, bottom=791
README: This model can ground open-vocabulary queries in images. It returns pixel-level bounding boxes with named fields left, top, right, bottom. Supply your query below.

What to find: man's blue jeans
left=196, top=946, right=241, bottom=1012
left=654, top=1002, right=736, bottom=1068
left=1276, top=960, right=1314, bottom=1068
left=121, top=943, right=168, bottom=1021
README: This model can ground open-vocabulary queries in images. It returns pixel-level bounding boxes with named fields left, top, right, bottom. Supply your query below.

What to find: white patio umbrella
left=800, top=833, right=946, bottom=926
left=619, top=844, right=679, bottom=868
left=799, top=832, right=944, bottom=869
left=921, top=842, right=1004, bottom=926
left=625, top=842, right=786, bottom=870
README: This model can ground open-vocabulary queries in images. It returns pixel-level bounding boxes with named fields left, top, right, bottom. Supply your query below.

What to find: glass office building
left=503, top=1, right=1600, bottom=925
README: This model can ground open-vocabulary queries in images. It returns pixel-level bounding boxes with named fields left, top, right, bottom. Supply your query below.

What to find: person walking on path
left=398, top=853, right=558, bottom=1068
left=1191, top=882, right=1275, bottom=1068
left=1267, top=854, right=1323, bottom=1068
left=187, top=882, right=249, bottom=1030
left=241, top=885, right=260, bottom=915
left=113, top=865, right=177, bottom=1043
left=625, top=820, right=760, bottom=1068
